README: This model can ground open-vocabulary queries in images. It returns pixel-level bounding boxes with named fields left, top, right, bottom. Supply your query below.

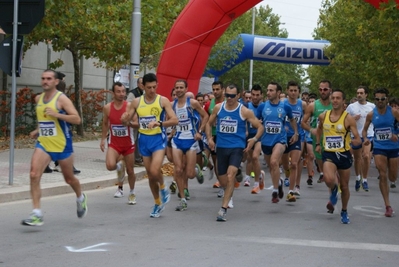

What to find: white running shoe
left=228, top=197, right=234, bottom=209
left=114, top=188, right=123, bottom=198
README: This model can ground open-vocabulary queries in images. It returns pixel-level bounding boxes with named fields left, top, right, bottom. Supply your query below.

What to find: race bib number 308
left=112, top=125, right=128, bottom=137
left=39, top=121, right=57, bottom=137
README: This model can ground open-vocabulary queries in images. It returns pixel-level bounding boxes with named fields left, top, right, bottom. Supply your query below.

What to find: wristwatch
left=158, top=121, right=163, bottom=128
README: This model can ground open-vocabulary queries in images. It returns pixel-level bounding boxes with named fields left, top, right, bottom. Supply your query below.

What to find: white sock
left=130, top=189, right=135, bottom=194
left=363, top=178, right=367, bottom=183
left=33, top=209, right=42, bottom=217
left=116, top=162, right=121, bottom=171
left=254, top=182, right=259, bottom=187
left=77, top=194, right=85, bottom=202
left=356, top=175, right=361, bottom=181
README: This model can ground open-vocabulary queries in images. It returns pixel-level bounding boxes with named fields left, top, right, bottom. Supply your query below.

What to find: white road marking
left=65, top=242, right=111, bottom=252
left=353, top=205, right=385, bottom=218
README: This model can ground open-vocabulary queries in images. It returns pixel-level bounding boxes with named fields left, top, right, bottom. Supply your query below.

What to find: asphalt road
left=1, top=173, right=399, bottom=267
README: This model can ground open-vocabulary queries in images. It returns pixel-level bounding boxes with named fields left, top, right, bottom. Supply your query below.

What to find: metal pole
left=9, top=0, right=19, bottom=185
left=248, top=7, right=255, bottom=90
left=129, top=0, right=141, bottom=91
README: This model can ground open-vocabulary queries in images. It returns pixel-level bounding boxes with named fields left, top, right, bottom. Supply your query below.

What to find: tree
left=308, top=0, right=399, bottom=97
left=206, top=6, right=305, bottom=91
left=26, top=0, right=187, bottom=135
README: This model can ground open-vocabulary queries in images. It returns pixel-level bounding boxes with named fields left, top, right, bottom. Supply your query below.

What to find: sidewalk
left=0, top=140, right=148, bottom=203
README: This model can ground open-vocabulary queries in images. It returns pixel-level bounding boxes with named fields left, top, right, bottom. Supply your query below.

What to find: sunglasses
left=319, top=88, right=329, bottom=92
left=375, top=97, right=387, bottom=101
left=225, top=93, right=237, bottom=98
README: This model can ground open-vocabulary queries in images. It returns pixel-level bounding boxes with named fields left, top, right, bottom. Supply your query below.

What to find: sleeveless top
left=216, top=102, right=246, bottom=149
left=36, top=91, right=73, bottom=153
left=172, top=98, right=199, bottom=140
left=137, top=95, right=163, bottom=135
left=108, top=101, right=134, bottom=146
left=322, top=110, right=351, bottom=152
left=372, top=106, right=399, bottom=150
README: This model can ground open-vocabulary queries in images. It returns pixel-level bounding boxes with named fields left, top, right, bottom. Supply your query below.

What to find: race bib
left=264, top=121, right=281, bottom=134
left=39, top=121, right=57, bottom=137
left=176, top=119, right=193, bottom=132
left=325, top=136, right=343, bottom=150
left=112, top=125, right=128, bottom=137
left=139, top=116, right=156, bottom=129
left=219, top=119, right=238, bottom=133
left=375, top=128, right=392, bottom=141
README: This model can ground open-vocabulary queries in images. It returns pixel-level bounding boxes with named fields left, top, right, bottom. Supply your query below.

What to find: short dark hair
left=142, top=73, right=157, bottom=85
left=389, top=97, right=399, bottom=106
left=226, top=84, right=239, bottom=94
left=212, top=81, right=224, bottom=88
left=319, top=79, right=332, bottom=88
left=301, top=92, right=309, bottom=97
left=175, top=79, right=188, bottom=88
left=357, top=85, right=369, bottom=95
left=112, top=82, right=125, bottom=92
left=332, top=88, right=346, bottom=100
left=43, top=69, right=58, bottom=78
left=196, top=93, right=203, bottom=99
left=269, top=82, right=282, bottom=92
left=309, top=93, right=317, bottom=99
left=287, top=80, right=299, bottom=89
left=251, top=84, right=262, bottom=93
left=374, top=87, right=389, bottom=97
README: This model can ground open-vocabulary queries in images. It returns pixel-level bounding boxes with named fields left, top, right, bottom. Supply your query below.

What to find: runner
left=315, top=89, right=361, bottom=224
left=121, top=73, right=178, bottom=218
left=100, top=82, right=137, bottom=204
left=22, top=69, right=87, bottom=226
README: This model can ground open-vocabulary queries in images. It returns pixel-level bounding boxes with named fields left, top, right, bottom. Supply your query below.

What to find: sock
left=320, top=172, right=324, bottom=177
left=77, top=194, right=84, bottom=202
left=279, top=179, right=282, bottom=186
left=289, top=190, right=294, bottom=194
left=116, top=162, right=121, bottom=171
left=32, top=209, right=42, bottom=217
left=181, top=198, right=186, bottom=202
left=284, top=169, right=290, bottom=178
left=160, top=183, right=166, bottom=190
left=118, top=186, right=123, bottom=190
left=341, top=209, right=347, bottom=213
left=245, top=175, right=251, bottom=181
left=254, top=182, right=259, bottom=187
left=221, top=207, right=227, bottom=212
left=155, top=198, right=162, bottom=206
left=273, top=188, right=278, bottom=193
left=363, top=178, right=368, bottom=183
left=356, top=175, right=361, bottom=181
left=195, top=166, right=199, bottom=175
left=130, top=189, right=135, bottom=194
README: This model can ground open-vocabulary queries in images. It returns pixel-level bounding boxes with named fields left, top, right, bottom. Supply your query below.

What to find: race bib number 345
left=39, top=121, right=57, bottom=137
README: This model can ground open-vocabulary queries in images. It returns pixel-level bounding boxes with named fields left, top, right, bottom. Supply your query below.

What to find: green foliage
left=308, top=0, right=399, bottom=98
left=207, top=6, right=305, bottom=90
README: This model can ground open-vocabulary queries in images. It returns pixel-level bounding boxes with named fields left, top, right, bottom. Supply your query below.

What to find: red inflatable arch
left=364, top=0, right=399, bottom=8
left=157, top=0, right=261, bottom=97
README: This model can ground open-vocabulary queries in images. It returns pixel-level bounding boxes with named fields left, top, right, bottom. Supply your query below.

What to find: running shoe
left=175, top=199, right=187, bottom=211
left=326, top=201, right=334, bottom=214
left=114, top=188, right=123, bottom=198
left=73, top=166, right=81, bottom=174
left=355, top=179, right=361, bottom=192
left=195, top=163, right=204, bottom=184
left=169, top=181, right=177, bottom=194
left=362, top=181, right=369, bottom=192
left=117, top=161, right=125, bottom=183
left=272, top=191, right=279, bottom=203
left=235, top=168, right=243, bottom=183
left=204, top=166, right=215, bottom=180
left=228, top=198, right=234, bottom=209
left=307, top=177, right=313, bottom=186
left=21, top=213, right=43, bottom=226
left=77, top=193, right=88, bottom=218
left=244, top=177, right=250, bottom=187
left=286, top=191, right=296, bottom=202
left=341, top=211, right=350, bottom=224
left=293, top=185, right=301, bottom=197
left=150, top=204, right=163, bottom=217
left=385, top=206, right=394, bottom=217
left=259, top=170, right=265, bottom=190
left=184, top=188, right=190, bottom=200
left=161, top=188, right=170, bottom=205
left=251, top=186, right=260, bottom=194
left=202, top=151, right=209, bottom=167
left=216, top=208, right=227, bottom=222
left=284, top=178, right=290, bottom=187
left=217, top=188, right=224, bottom=198
left=43, top=165, right=53, bottom=173
left=213, top=181, right=220, bottom=188
left=317, top=174, right=324, bottom=183
left=390, top=182, right=396, bottom=189
left=53, top=164, right=60, bottom=172
left=128, top=193, right=137, bottom=205
left=278, top=178, right=284, bottom=199
left=234, top=181, right=240, bottom=188
left=330, top=185, right=338, bottom=206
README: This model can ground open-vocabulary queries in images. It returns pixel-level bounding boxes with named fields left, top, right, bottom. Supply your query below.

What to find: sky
left=258, top=0, right=324, bottom=39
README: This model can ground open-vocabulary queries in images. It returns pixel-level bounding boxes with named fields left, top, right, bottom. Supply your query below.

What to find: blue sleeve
left=257, top=103, right=265, bottom=120
left=284, top=102, right=293, bottom=119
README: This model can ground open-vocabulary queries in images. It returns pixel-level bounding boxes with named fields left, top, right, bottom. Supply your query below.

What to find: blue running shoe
left=355, top=179, right=361, bottom=192
left=161, top=188, right=170, bottom=205
left=284, top=178, right=289, bottom=187
left=330, top=185, right=338, bottom=206
left=150, top=204, right=163, bottom=218
left=362, top=181, right=369, bottom=192
left=341, top=211, right=350, bottom=224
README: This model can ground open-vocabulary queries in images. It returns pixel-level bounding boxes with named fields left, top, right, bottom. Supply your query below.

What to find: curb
left=0, top=170, right=147, bottom=203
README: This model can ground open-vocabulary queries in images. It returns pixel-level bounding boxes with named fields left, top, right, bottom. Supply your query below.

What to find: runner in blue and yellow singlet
left=21, top=69, right=87, bottom=226
left=121, top=73, right=178, bottom=218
